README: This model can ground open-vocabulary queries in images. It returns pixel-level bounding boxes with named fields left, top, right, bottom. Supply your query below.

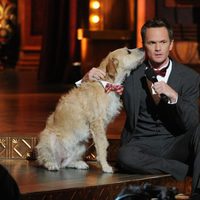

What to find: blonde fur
left=35, top=47, right=145, bottom=173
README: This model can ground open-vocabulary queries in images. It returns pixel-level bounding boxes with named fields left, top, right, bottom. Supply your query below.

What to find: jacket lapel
left=131, top=64, right=147, bottom=127
left=167, top=60, right=181, bottom=91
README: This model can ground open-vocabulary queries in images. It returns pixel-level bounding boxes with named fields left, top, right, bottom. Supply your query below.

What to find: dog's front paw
left=76, top=161, right=89, bottom=169
left=102, top=165, right=113, bottom=173
left=67, top=161, right=89, bottom=170
left=44, top=162, right=60, bottom=171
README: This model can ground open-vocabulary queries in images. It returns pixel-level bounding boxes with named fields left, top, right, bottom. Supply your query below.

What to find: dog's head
left=98, top=47, right=145, bottom=83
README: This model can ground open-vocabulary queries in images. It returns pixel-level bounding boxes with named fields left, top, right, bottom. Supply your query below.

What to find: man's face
left=143, top=27, right=174, bottom=68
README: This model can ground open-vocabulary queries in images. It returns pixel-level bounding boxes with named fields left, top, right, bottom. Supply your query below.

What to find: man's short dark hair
left=141, top=18, right=174, bottom=44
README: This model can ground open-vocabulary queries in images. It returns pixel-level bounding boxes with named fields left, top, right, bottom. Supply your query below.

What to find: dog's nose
left=127, top=49, right=132, bottom=54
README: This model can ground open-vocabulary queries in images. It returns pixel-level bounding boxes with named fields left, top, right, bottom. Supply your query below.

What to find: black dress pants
left=117, top=124, right=200, bottom=192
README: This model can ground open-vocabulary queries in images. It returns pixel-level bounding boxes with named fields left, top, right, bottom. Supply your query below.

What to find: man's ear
left=106, top=58, right=119, bottom=80
left=169, top=39, right=174, bottom=51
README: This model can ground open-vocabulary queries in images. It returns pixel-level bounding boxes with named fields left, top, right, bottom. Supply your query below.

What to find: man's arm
left=82, top=68, right=106, bottom=82
left=166, top=70, right=200, bottom=132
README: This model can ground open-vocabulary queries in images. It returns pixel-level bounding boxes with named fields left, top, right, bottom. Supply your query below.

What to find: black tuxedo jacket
left=121, top=59, right=200, bottom=145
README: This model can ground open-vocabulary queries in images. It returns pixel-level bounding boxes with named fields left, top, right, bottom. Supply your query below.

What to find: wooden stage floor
left=0, top=69, right=191, bottom=199
left=3, top=159, right=183, bottom=200
left=0, top=69, right=73, bottom=137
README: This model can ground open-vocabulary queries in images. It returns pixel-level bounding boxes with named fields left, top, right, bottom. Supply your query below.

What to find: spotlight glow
left=90, top=15, right=100, bottom=24
left=90, top=1, right=100, bottom=9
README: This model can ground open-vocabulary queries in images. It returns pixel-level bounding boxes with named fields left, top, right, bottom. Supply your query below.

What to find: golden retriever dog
left=35, top=47, right=145, bottom=173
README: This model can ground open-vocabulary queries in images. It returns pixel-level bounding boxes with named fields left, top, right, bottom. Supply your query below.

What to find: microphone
left=145, top=67, right=169, bottom=103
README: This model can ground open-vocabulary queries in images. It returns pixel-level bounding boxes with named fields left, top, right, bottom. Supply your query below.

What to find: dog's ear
left=106, top=58, right=119, bottom=80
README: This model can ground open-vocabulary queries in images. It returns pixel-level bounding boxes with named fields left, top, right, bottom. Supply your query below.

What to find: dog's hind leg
left=90, top=120, right=113, bottom=173
left=36, top=132, right=61, bottom=171
left=61, top=144, right=89, bottom=170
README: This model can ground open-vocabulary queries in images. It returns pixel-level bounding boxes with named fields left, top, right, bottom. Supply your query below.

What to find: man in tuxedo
left=83, top=18, right=200, bottom=199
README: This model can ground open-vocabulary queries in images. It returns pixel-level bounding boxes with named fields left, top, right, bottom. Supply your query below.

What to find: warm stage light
left=90, top=1, right=100, bottom=9
left=89, top=0, right=103, bottom=30
left=89, top=15, right=100, bottom=24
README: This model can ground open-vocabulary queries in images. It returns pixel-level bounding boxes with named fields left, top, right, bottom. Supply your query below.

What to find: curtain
left=38, top=0, right=78, bottom=83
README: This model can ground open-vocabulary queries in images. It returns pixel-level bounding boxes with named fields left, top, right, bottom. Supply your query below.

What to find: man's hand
left=152, top=81, right=178, bottom=103
left=82, top=68, right=106, bottom=82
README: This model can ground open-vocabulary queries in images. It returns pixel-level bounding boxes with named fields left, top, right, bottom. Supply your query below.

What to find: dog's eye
left=127, top=49, right=131, bottom=54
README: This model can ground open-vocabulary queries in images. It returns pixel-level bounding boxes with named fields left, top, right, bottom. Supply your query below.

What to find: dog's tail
left=35, top=129, right=63, bottom=170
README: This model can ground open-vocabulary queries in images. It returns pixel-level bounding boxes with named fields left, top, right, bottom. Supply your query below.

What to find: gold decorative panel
left=0, top=136, right=37, bottom=159
left=0, top=137, right=9, bottom=158
left=0, top=136, right=119, bottom=162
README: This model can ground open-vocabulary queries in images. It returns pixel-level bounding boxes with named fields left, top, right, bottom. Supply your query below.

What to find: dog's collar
left=75, top=79, right=121, bottom=89
left=75, top=80, right=113, bottom=88
left=99, top=80, right=119, bottom=88
left=99, top=80, right=121, bottom=89
left=99, top=80, right=110, bottom=88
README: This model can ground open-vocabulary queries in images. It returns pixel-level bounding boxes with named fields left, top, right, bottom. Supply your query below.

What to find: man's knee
left=117, top=146, right=139, bottom=169
left=117, top=146, right=131, bottom=166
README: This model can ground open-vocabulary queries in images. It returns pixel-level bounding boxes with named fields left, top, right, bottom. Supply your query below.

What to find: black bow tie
left=153, top=66, right=168, bottom=77
left=152, top=61, right=170, bottom=77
